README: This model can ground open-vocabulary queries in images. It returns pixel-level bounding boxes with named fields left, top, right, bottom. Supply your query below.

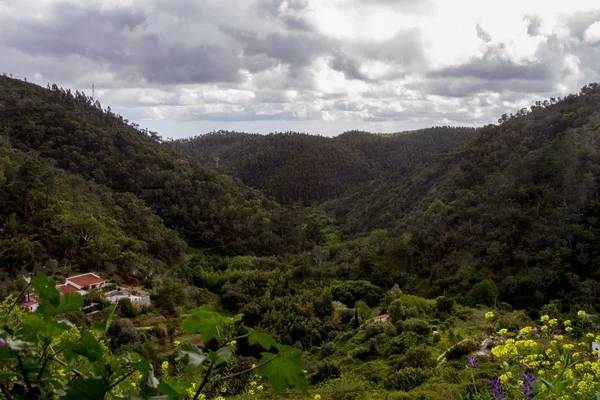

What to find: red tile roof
left=67, top=273, right=104, bottom=287
left=58, top=284, right=80, bottom=294
left=22, top=294, right=39, bottom=306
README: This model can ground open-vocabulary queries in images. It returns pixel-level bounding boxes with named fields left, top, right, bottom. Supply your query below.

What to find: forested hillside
left=0, top=76, right=328, bottom=255
left=4, top=75, right=600, bottom=399
left=0, top=130, right=187, bottom=295
left=329, top=83, right=600, bottom=309
left=175, top=127, right=477, bottom=204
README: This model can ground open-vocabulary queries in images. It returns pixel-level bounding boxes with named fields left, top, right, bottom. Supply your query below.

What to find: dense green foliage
left=4, top=75, right=600, bottom=398
left=175, top=127, right=476, bottom=204
left=0, top=77, right=324, bottom=255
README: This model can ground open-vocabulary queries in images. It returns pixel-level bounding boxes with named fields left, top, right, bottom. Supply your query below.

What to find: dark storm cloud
left=412, top=78, right=556, bottom=98
left=226, top=30, right=331, bottom=67
left=430, top=46, right=555, bottom=81
left=328, top=51, right=369, bottom=81
left=0, top=2, right=246, bottom=85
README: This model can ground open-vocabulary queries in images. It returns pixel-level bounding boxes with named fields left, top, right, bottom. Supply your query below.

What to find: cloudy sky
left=1, top=0, right=600, bottom=138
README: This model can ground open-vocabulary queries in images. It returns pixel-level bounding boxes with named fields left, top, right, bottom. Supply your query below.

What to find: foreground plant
left=0, top=274, right=307, bottom=399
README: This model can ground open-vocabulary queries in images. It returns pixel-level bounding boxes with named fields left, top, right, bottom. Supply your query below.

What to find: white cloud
left=584, top=21, right=600, bottom=43
left=1, top=0, right=599, bottom=137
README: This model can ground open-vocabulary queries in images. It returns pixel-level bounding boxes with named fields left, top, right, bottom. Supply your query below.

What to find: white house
left=57, top=273, right=105, bottom=295
left=21, top=293, right=39, bottom=312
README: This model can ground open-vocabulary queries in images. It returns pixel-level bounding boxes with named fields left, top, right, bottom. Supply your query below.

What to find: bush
left=320, top=341, right=338, bottom=357
left=310, top=360, right=341, bottom=384
left=383, top=367, right=432, bottom=391
left=401, top=345, right=435, bottom=368
left=385, top=331, right=421, bottom=356
left=465, top=279, right=498, bottom=307
left=152, top=323, right=168, bottom=339
left=435, top=296, right=455, bottom=315
left=400, top=318, right=431, bottom=337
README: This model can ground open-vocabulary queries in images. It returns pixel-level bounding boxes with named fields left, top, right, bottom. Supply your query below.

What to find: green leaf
left=247, top=327, right=276, bottom=350
left=19, top=313, right=71, bottom=338
left=177, top=344, right=207, bottom=367
left=92, top=304, right=116, bottom=339
left=208, top=346, right=233, bottom=364
left=64, top=378, right=108, bottom=400
left=0, top=371, right=17, bottom=380
left=138, top=359, right=159, bottom=390
left=181, top=305, right=227, bottom=342
left=31, top=273, right=60, bottom=309
left=257, top=345, right=307, bottom=392
left=64, top=331, right=104, bottom=362
left=37, top=291, right=84, bottom=316
left=158, top=381, right=192, bottom=396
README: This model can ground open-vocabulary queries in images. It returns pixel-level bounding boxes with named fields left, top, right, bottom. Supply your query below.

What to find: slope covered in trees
left=175, top=127, right=477, bottom=204
left=328, top=83, right=600, bottom=309
left=0, top=130, right=187, bottom=294
left=0, top=76, right=327, bottom=255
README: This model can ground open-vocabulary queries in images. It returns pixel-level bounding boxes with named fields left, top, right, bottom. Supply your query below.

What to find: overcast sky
left=1, top=0, right=600, bottom=138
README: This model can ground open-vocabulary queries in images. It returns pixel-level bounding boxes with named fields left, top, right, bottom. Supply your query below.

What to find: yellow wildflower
left=250, top=381, right=257, bottom=386
left=578, top=310, right=586, bottom=318
left=249, top=389, right=255, bottom=395
left=498, top=328, right=508, bottom=335
left=519, top=326, right=533, bottom=335
left=229, top=340, right=237, bottom=346
left=564, top=320, right=571, bottom=326
left=566, top=327, right=573, bottom=333
left=485, top=311, right=495, bottom=320
left=315, top=395, right=322, bottom=400
left=173, top=340, right=181, bottom=347
left=161, top=361, right=169, bottom=371
left=257, top=385, right=264, bottom=391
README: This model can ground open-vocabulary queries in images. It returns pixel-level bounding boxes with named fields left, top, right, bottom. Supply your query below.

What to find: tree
left=465, top=279, right=498, bottom=307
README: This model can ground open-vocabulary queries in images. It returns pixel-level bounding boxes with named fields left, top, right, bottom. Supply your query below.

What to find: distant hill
left=175, top=127, right=478, bottom=204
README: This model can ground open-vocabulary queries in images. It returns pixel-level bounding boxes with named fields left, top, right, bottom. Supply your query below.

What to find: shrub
left=321, top=341, right=338, bottom=357
left=400, top=318, right=431, bottom=337
left=385, top=331, right=421, bottom=356
left=402, top=345, right=435, bottom=368
left=383, top=367, right=432, bottom=391
left=310, top=360, right=341, bottom=384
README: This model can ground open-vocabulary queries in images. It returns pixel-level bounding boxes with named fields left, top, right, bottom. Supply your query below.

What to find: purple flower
left=0, top=338, right=5, bottom=346
left=489, top=376, right=505, bottom=400
left=466, top=356, right=479, bottom=369
left=520, top=370, right=535, bottom=399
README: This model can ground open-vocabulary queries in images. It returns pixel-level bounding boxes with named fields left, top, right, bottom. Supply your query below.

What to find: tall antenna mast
left=92, top=83, right=95, bottom=99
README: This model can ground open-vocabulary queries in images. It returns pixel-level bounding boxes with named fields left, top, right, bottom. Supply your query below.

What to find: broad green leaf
left=19, top=313, right=71, bottom=338
left=257, top=346, right=307, bottom=392
left=182, top=305, right=228, bottom=342
left=208, top=346, right=233, bottom=364
left=0, top=371, right=17, bottom=379
left=37, top=291, right=84, bottom=316
left=0, top=345, right=16, bottom=361
left=159, top=381, right=192, bottom=395
left=64, top=378, right=108, bottom=400
left=92, top=304, right=116, bottom=339
left=64, top=331, right=104, bottom=362
left=31, top=273, right=60, bottom=308
left=177, top=344, right=207, bottom=367
left=247, top=327, right=276, bottom=350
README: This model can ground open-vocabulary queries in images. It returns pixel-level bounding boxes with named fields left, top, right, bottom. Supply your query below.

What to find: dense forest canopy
left=3, top=76, right=600, bottom=399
